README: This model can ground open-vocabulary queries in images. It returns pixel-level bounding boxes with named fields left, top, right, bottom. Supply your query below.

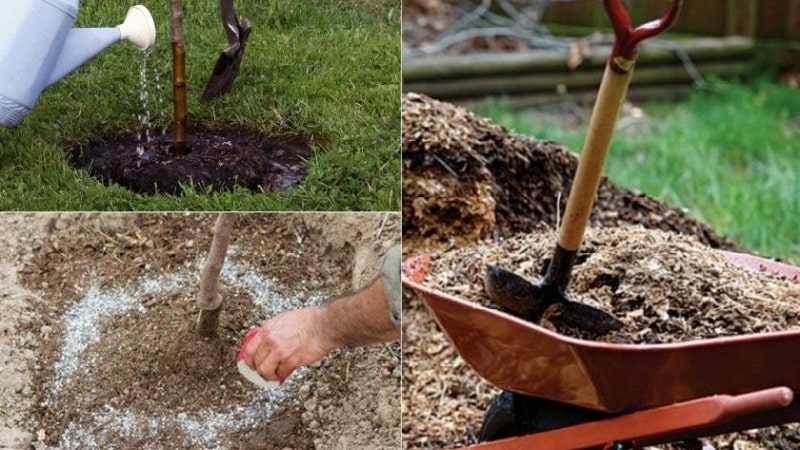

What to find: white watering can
left=0, top=0, right=157, bottom=128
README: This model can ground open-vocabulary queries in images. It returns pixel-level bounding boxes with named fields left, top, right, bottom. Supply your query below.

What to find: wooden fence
left=402, top=0, right=800, bottom=105
left=403, top=37, right=754, bottom=106
left=543, top=0, right=800, bottom=41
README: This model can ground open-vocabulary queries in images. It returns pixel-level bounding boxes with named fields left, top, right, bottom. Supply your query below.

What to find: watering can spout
left=47, top=5, right=156, bottom=87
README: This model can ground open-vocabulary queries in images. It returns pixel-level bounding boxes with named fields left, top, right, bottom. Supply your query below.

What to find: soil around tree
left=2, top=212, right=400, bottom=449
left=401, top=93, right=799, bottom=449
left=67, top=128, right=315, bottom=195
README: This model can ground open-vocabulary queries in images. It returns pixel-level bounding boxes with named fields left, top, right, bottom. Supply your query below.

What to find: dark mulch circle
left=68, top=128, right=314, bottom=195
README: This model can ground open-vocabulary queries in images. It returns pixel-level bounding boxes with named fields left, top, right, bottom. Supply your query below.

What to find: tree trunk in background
left=197, top=213, right=235, bottom=337
left=169, top=0, right=189, bottom=155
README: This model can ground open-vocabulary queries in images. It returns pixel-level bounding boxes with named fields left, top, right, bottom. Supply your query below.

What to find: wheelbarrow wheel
left=477, top=390, right=515, bottom=441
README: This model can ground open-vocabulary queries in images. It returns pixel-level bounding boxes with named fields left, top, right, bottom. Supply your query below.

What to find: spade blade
left=484, top=264, right=622, bottom=335
left=548, top=300, right=623, bottom=335
left=484, top=265, right=546, bottom=318
left=202, top=18, right=252, bottom=101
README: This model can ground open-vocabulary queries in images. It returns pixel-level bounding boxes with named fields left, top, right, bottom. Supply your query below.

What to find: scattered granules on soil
left=424, top=226, right=800, bottom=343
left=15, top=212, right=401, bottom=450
left=32, top=252, right=321, bottom=449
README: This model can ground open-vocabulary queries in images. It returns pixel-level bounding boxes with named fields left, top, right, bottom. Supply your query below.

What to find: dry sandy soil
left=0, top=212, right=400, bottom=450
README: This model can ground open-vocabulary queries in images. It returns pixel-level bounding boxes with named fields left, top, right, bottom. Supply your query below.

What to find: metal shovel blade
left=202, top=17, right=252, bottom=101
left=485, top=265, right=623, bottom=335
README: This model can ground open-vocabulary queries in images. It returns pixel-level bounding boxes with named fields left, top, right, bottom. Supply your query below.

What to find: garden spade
left=485, top=0, right=683, bottom=336
left=202, top=0, right=251, bottom=101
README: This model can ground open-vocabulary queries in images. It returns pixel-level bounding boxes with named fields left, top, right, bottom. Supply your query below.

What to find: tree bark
left=169, top=0, right=189, bottom=155
left=197, top=213, right=235, bottom=337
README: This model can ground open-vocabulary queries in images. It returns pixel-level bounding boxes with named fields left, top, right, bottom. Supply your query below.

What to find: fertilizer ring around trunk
left=67, top=128, right=314, bottom=195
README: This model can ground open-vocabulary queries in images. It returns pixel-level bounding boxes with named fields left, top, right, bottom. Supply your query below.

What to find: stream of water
left=135, top=51, right=150, bottom=160
left=136, top=50, right=167, bottom=163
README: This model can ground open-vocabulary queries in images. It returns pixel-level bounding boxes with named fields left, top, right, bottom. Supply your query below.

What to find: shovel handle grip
left=605, top=0, right=683, bottom=73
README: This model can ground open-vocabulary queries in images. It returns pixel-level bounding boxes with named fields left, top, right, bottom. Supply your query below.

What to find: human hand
left=240, top=306, right=334, bottom=383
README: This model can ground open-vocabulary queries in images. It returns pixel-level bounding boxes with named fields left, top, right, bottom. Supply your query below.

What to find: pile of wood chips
left=425, top=226, right=800, bottom=344
left=402, top=93, right=737, bottom=255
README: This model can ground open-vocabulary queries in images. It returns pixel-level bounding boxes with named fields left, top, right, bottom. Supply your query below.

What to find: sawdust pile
left=425, top=226, right=800, bottom=343
left=401, top=92, right=737, bottom=254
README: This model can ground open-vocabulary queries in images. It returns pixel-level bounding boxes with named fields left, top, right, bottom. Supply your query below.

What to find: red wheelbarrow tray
left=402, top=250, right=800, bottom=415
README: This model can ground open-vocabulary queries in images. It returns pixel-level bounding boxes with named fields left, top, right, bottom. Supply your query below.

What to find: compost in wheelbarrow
left=403, top=251, right=800, bottom=446
left=402, top=234, right=800, bottom=414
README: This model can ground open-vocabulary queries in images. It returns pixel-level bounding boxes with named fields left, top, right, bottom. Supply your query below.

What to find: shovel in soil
left=202, top=0, right=252, bottom=101
left=485, top=0, right=682, bottom=336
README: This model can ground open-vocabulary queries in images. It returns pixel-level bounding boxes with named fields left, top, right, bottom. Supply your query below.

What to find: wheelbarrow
left=401, top=0, right=800, bottom=447
left=403, top=250, right=800, bottom=449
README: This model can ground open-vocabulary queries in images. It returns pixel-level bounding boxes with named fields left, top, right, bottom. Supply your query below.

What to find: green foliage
left=0, top=0, right=400, bottom=211
left=478, top=79, right=800, bottom=263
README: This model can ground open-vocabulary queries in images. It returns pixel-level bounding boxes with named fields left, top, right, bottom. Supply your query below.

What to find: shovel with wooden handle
left=202, top=0, right=252, bottom=101
left=484, top=0, right=683, bottom=336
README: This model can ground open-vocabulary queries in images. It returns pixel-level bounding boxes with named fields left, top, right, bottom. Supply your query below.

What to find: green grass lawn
left=0, top=0, right=400, bottom=211
left=477, top=79, right=800, bottom=263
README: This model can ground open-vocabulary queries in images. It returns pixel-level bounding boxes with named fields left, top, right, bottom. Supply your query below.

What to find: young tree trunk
left=169, top=0, right=189, bottom=155
left=197, top=213, right=235, bottom=337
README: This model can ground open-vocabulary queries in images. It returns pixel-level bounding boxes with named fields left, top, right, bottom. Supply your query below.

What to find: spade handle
left=558, top=65, right=632, bottom=251
left=557, top=0, right=682, bottom=251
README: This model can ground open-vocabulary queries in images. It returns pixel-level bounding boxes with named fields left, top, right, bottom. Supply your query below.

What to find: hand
left=241, top=306, right=335, bottom=383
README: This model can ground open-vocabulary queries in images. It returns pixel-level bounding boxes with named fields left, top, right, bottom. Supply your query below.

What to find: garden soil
left=0, top=212, right=400, bottom=450
left=68, top=129, right=314, bottom=195
left=401, top=93, right=799, bottom=449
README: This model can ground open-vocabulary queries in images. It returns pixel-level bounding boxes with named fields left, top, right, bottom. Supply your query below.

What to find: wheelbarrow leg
left=478, top=391, right=610, bottom=442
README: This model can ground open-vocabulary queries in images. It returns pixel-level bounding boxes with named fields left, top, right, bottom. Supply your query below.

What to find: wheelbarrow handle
left=604, top=0, right=683, bottom=73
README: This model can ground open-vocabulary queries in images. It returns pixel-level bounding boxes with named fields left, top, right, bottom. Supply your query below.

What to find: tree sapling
left=196, top=213, right=235, bottom=336
left=169, top=0, right=189, bottom=155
